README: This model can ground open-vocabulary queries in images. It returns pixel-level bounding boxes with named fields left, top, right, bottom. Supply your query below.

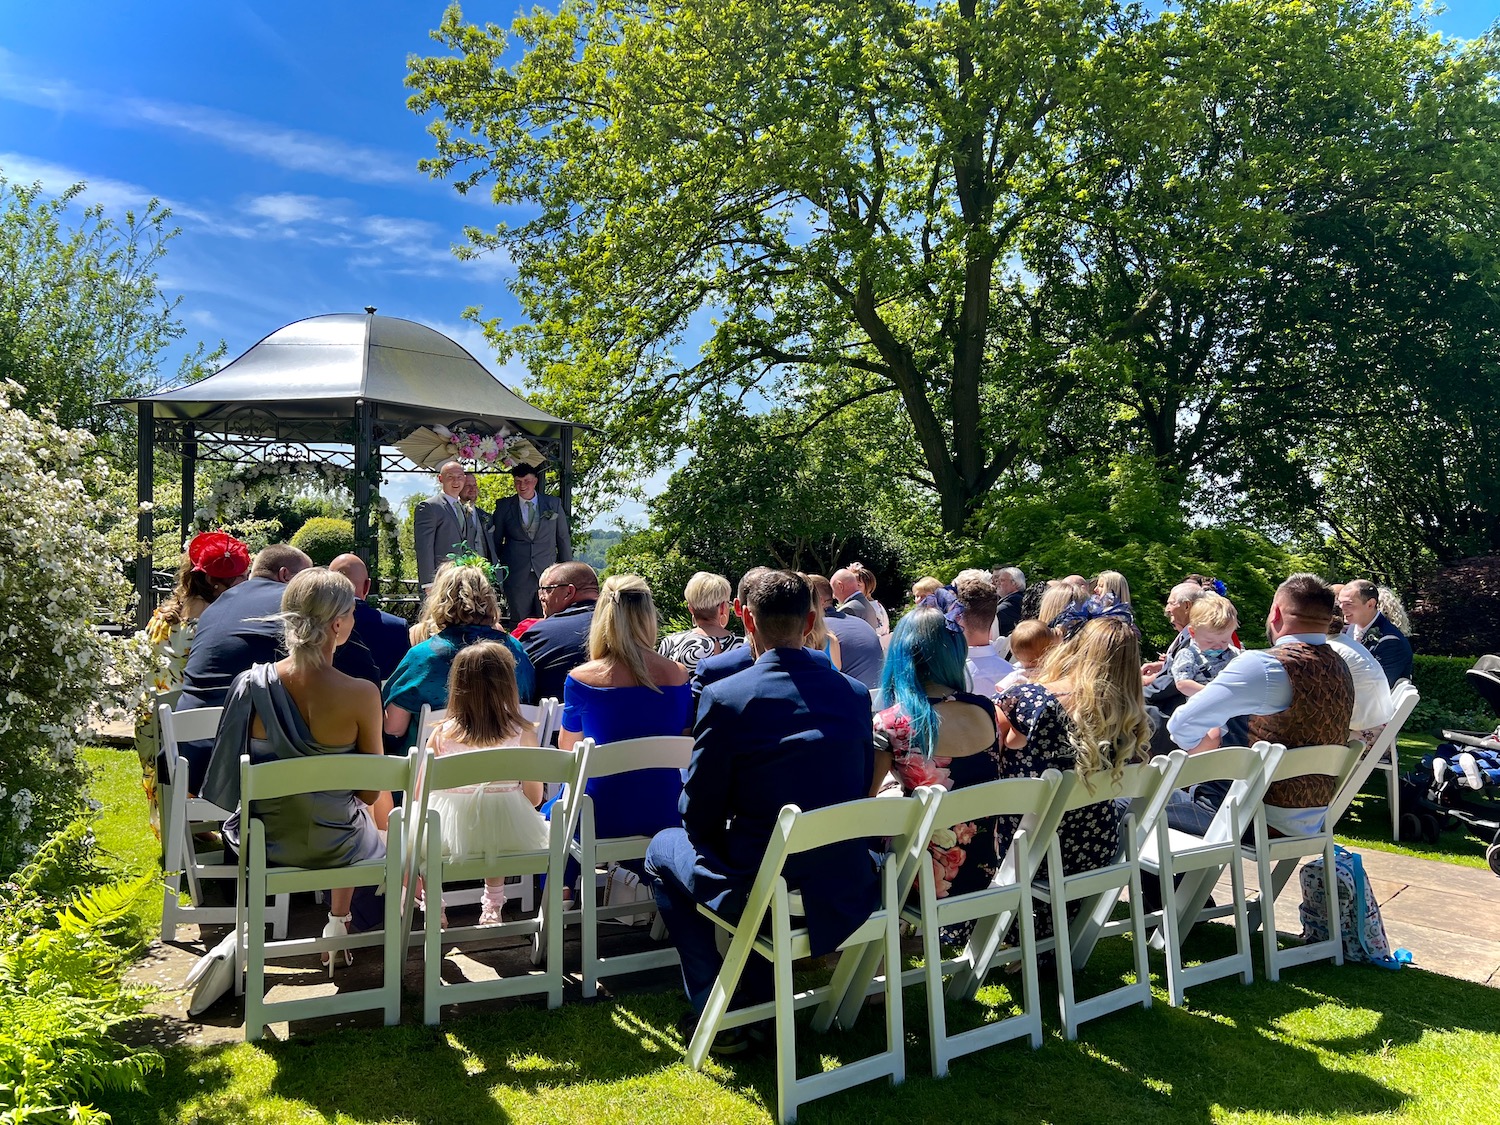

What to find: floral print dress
left=877, top=692, right=1003, bottom=941
left=134, top=612, right=197, bottom=839
left=995, top=682, right=1126, bottom=935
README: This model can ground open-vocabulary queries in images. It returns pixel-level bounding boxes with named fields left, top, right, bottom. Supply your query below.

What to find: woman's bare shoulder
left=568, top=660, right=612, bottom=687
left=646, top=651, right=690, bottom=686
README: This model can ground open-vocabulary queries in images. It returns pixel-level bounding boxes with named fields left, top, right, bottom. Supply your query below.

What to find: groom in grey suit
left=413, top=460, right=494, bottom=591
left=492, top=462, right=572, bottom=623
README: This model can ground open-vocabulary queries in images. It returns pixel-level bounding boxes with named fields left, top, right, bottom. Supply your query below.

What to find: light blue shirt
left=1167, top=633, right=1331, bottom=751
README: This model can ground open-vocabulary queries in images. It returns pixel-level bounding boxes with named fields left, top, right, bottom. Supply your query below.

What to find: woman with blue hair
left=872, top=607, right=1005, bottom=914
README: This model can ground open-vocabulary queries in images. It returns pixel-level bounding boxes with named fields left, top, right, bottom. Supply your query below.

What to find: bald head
left=830, top=568, right=861, bottom=602
left=329, top=553, right=371, bottom=599
left=250, top=544, right=312, bottom=583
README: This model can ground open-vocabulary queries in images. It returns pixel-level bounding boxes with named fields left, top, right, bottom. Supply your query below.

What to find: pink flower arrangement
left=953, top=821, right=978, bottom=846
left=895, top=755, right=952, bottom=791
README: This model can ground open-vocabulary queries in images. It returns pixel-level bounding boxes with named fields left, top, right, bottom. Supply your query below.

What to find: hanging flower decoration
left=395, top=424, right=546, bottom=471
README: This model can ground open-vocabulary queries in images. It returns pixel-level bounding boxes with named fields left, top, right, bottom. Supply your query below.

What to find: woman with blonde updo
left=1037, top=579, right=1088, bottom=634
left=382, top=562, right=536, bottom=754
left=554, top=575, right=693, bottom=874
left=199, top=568, right=391, bottom=971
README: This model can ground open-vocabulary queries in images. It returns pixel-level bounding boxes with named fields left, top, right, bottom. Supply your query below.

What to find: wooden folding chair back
left=411, top=743, right=582, bottom=1022
left=1243, top=740, right=1364, bottom=981
left=238, top=750, right=413, bottom=1042
left=1333, top=681, right=1419, bottom=839
left=158, top=704, right=289, bottom=945
left=566, top=735, right=695, bottom=998
left=687, top=790, right=942, bottom=1124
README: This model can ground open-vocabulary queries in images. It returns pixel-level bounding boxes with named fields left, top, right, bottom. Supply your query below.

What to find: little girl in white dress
left=423, top=640, right=549, bottom=925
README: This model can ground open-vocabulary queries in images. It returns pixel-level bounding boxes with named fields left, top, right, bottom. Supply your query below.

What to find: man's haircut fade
left=1278, top=573, right=1336, bottom=620
left=745, top=569, right=813, bottom=641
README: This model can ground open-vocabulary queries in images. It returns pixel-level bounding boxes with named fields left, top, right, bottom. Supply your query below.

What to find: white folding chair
left=1241, top=741, right=1365, bottom=981
left=1033, top=761, right=1169, bottom=1041
left=408, top=743, right=581, bottom=1023
left=1142, top=743, right=1282, bottom=1006
left=566, top=735, right=696, bottom=997
left=832, top=773, right=1064, bottom=1077
left=520, top=697, right=562, bottom=749
left=1338, top=681, right=1419, bottom=841
left=687, top=792, right=942, bottom=1125
left=238, top=751, right=412, bottom=1042
left=414, top=704, right=447, bottom=756
left=158, top=704, right=288, bottom=944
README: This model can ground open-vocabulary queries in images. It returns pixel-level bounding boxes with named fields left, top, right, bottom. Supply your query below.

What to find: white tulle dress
left=426, top=723, right=550, bottom=860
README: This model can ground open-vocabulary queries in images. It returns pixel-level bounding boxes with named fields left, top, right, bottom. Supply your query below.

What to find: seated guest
left=803, top=578, right=843, bottom=669
left=952, top=569, right=1013, bottom=697
left=1142, top=582, right=1209, bottom=707
left=809, top=573, right=884, bottom=689
left=911, top=575, right=942, bottom=604
left=990, top=566, right=1026, bottom=641
left=849, top=562, right=891, bottom=645
left=994, top=619, right=1058, bottom=694
left=555, top=575, right=694, bottom=863
left=646, top=570, right=875, bottom=1052
left=657, top=571, right=743, bottom=672
left=382, top=563, right=535, bottom=755
left=520, top=561, right=601, bottom=703
left=1093, top=569, right=1133, bottom=610
left=996, top=610, right=1152, bottom=933
left=329, top=553, right=410, bottom=684
left=831, top=567, right=877, bottom=627
left=1166, top=574, right=1355, bottom=837
left=690, top=568, right=770, bottom=708
left=174, top=543, right=312, bottom=794
left=1327, top=615, right=1395, bottom=747
left=136, top=531, right=250, bottom=827
left=1018, top=579, right=1048, bottom=623
left=1339, top=579, right=1414, bottom=686
left=1037, top=580, right=1087, bottom=634
left=200, top=568, right=390, bottom=970
left=1169, top=593, right=1240, bottom=698
left=874, top=607, right=1004, bottom=939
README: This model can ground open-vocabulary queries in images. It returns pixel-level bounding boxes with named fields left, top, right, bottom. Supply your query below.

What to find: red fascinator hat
left=188, top=531, right=251, bottom=580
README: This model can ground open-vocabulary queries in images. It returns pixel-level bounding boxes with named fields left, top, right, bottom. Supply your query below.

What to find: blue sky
left=2, top=1, right=1496, bottom=515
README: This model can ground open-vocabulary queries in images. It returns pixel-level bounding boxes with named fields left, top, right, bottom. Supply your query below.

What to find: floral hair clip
left=1049, top=596, right=1138, bottom=640
left=446, top=544, right=501, bottom=586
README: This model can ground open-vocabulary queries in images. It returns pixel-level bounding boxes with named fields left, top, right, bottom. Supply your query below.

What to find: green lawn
left=84, top=744, right=1500, bottom=1124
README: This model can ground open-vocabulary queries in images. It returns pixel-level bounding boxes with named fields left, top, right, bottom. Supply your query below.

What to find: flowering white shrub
left=0, top=381, right=135, bottom=873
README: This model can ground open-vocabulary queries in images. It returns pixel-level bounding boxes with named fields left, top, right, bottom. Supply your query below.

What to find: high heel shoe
left=321, top=912, right=354, bottom=976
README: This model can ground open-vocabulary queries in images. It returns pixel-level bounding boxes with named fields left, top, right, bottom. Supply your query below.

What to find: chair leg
left=1230, top=855, right=1252, bottom=985
left=245, top=839, right=267, bottom=1042
left=1386, top=764, right=1400, bottom=843
left=580, top=859, right=600, bottom=999
left=1126, top=856, right=1151, bottom=1011
left=1258, top=845, right=1280, bottom=982
left=1326, top=838, right=1343, bottom=967
left=882, top=902, right=905, bottom=1090
left=382, top=827, right=402, bottom=1027
left=1159, top=855, right=1185, bottom=1007
left=1048, top=856, right=1079, bottom=1041
left=923, top=898, right=949, bottom=1077
left=773, top=901, right=798, bottom=1125
left=424, top=838, right=443, bottom=1025
left=1017, top=885, right=1042, bottom=1050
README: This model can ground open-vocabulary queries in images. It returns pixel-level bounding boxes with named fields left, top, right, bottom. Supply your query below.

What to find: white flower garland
left=194, top=459, right=402, bottom=571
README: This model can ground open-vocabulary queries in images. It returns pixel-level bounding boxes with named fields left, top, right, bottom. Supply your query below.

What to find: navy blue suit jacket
left=520, top=600, right=597, bottom=702
left=690, top=643, right=756, bottom=712
left=681, top=646, right=877, bottom=955
left=177, top=577, right=288, bottom=711
left=1360, top=612, right=1414, bottom=687
left=345, top=599, right=410, bottom=683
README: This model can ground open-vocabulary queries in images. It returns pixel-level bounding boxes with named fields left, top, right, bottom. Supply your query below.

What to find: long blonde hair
left=589, top=574, right=661, bottom=692
left=1094, top=569, right=1132, bottom=608
left=1038, top=581, right=1087, bottom=631
left=1039, top=617, right=1151, bottom=783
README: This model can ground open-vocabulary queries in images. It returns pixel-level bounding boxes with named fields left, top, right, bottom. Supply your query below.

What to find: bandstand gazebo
left=118, top=310, right=577, bottom=627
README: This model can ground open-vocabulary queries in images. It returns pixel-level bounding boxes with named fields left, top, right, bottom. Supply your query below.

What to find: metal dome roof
left=123, top=311, right=570, bottom=438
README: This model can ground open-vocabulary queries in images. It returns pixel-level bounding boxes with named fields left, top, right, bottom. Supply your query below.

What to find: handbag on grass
left=1298, top=845, right=1409, bottom=970
left=602, top=862, right=655, bottom=927
left=185, top=930, right=238, bottom=1015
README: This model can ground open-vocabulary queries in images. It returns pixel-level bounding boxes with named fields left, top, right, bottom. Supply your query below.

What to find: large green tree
left=409, top=0, right=1147, bottom=533
left=0, top=177, right=213, bottom=438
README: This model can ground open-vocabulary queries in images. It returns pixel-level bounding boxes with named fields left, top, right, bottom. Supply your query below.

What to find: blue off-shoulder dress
left=555, top=677, right=694, bottom=840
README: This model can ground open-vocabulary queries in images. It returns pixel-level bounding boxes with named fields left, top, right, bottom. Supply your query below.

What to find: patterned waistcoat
left=1247, top=642, right=1354, bottom=810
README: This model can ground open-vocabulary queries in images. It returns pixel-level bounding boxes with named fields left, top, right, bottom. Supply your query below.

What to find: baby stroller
left=1400, top=655, right=1500, bottom=877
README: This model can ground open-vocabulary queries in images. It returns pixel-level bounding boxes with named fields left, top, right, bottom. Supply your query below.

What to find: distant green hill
left=575, top=528, right=624, bottom=570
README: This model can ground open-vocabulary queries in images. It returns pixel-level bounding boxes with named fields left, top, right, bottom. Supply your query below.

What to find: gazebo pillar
left=180, top=425, right=197, bottom=547
left=135, top=404, right=155, bottom=629
left=352, top=398, right=376, bottom=587
left=560, top=424, right=574, bottom=520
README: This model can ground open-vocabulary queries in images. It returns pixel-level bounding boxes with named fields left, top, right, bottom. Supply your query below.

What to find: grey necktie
left=523, top=499, right=536, bottom=533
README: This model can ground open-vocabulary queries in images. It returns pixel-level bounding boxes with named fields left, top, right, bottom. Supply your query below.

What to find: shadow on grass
left=99, top=921, right=1500, bottom=1124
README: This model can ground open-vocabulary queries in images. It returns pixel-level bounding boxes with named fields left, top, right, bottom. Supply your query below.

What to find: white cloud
left=0, top=49, right=417, bottom=187
left=243, top=192, right=336, bottom=225
left=0, top=151, right=159, bottom=214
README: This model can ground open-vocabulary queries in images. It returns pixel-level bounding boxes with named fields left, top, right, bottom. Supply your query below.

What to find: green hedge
left=1409, top=654, right=1498, bottom=736
left=289, top=516, right=354, bottom=566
